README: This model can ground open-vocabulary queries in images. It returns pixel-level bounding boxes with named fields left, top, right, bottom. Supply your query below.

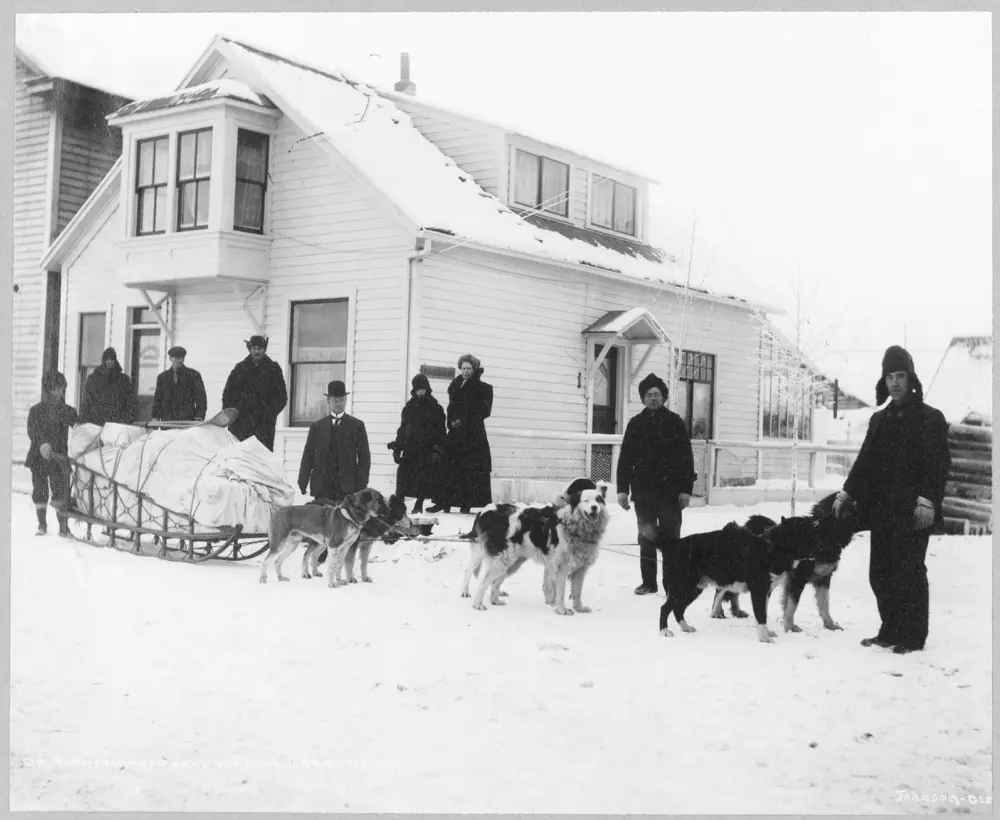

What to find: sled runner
left=50, top=407, right=273, bottom=563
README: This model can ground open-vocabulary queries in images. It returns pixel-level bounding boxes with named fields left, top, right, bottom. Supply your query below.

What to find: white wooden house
left=39, top=35, right=818, bottom=502
left=13, top=45, right=131, bottom=468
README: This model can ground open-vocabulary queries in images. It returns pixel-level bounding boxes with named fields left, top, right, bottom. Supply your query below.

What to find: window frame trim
left=175, top=127, right=213, bottom=233
left=233, top=127, right=270, bottom=235
left=284, top=290, right=356, bottom=429
left=135, top=134, right=170, bottom=236
left=511, top=147, right=571, bottom=219
left=589, top=172, right=638, bottom=238
left=677, top=349, right=716, bottom=440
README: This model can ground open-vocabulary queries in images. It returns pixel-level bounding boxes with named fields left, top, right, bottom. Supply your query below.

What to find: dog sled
left=50, top=408, right=284, bottom=563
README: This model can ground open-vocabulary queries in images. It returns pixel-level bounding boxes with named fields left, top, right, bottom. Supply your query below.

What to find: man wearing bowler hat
left=152, top=346, right=207, bottom=423
left=222, top=335, right=288, bottom=451
left=298, top=380, right=371, bottom=502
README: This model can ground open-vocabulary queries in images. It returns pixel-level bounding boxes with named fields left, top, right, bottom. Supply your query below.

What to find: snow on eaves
left=111, top=79, right=275, bottom=119
left=223, top=39, right=773, bottom=310
left=926, top=337, right=994, bottom=424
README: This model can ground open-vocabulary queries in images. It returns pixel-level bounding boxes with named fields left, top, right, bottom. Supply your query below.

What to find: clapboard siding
left=57, top=121, right=123, bottom=236
left=416, top=248, right=762, bottom=487
left=570, top=166, right=588, bottom=226
left=390, top=99, right=501, bottom=196
left=266, top=116, right=412, bottom=493
left=12, top=59, right=53, bottom=463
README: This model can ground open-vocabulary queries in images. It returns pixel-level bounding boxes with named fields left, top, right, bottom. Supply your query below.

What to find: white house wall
left=265, top=116, right=413, bottom=492
left=415, top=247, right=760, bottom=491
left=13, top=58, right=53, bottom=463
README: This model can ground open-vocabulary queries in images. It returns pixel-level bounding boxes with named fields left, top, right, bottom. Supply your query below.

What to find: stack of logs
left=941, top=423, right=993, bottom=536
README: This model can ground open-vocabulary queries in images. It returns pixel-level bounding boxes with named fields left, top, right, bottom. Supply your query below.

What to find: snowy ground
left=10, top=490, right=994, bottom=813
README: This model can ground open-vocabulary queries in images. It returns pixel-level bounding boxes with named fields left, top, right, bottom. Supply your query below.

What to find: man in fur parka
left=221, top=335, right=288, bottom=452
left=80, top=347, right=138, bottom=426
left=388, top=374, right=448, bottom=514
left=834, top=345, right=950, bottom=655
left=429, top=354, right=494, bottom=514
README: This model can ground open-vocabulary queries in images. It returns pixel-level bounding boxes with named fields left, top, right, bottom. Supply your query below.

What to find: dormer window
left=234, top=129, right=269, bottom=233
left=514, top=149, right=569, bottom=217
left=135, top=136, right=169, bottom=235
left=176, top=128, right=213, bottom=231
left=591, top=174, right=636, bottom=236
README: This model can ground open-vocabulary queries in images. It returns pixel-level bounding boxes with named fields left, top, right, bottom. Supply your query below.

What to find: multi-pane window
left=592, top=175, right=637, bottom=236
left=176, top=128, right=213, bottom=231
left=674, top=351, right=715, bottom=439
left=234, top=129, right=269, bottom=233
left=513, top=149, right=569, bottom=217
left=135, top=136, right=169, bottom=235
left=289, top=299, right=349, bottom=425
left=761, top=337, right=813, bottom=440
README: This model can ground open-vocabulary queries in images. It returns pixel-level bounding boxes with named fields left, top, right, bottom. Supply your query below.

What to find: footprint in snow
left=538, top=642, right=569, bottom=651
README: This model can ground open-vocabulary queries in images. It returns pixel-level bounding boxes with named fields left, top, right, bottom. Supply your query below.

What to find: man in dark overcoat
left=834, top=345, right=951, bottom=654
left=298, top=380, right=371, bottom=502
left=79, top=347, right=138, bottom=426
left=152, top=346, right=207, bottom=422
left=617, top=372, right=696, bottom=595
left=221, top=335, right=288, bottom=451
left=388, top=373, right=447, bottom=513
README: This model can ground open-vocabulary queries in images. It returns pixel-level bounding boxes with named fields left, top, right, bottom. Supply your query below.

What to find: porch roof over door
left=581, top=307, right=670, bottom=344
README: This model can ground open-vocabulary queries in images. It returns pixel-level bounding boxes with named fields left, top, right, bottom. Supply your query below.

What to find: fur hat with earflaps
left=875, top=344, right=923, bottom=405
left=245, top=335, right=269, bottom=351
left=638, top=373, right=669, bottom=402
left=411, top=373, right=432, bottom=396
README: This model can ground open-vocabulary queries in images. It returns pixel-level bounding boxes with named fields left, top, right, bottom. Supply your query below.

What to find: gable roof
left=582, top=308, right=671, bottom=344
left=15, top=42, right=135, bottom=101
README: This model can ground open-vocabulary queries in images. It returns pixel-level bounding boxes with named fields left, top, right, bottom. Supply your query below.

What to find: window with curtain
left=591, top=174, right=636, bottom=236
left=135, top=136, right=169, bottom=235
left=513, top=149, right=569, bottom=217
left=234, top=129, right=269, bottom=233
left=289, top=299, right=349, bottom=425
left=177, top=128, right=213, bottom=231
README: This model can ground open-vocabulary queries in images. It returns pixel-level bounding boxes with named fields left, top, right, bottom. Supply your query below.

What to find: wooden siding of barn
left=265, top=116, right=412, bottom=494
left=13, top=59, right=53, bottom=464
left=389, top=98, right=501, bottom=196
left=415, top=248, right=761, bottom=492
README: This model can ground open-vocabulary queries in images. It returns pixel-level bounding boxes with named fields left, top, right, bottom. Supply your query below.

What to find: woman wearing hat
left=221, top=335, right=288, bottom=451
left=298, top=380, right=371, bottom=503
left=388, top=374, right=448, bottom=514
left=152, top=346, right=207, bottom=422
left=833, top=345, right=951, bottom=654
left=428, top=354, right=494, bottom=514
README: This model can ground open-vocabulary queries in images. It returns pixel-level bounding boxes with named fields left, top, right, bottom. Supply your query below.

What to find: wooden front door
left=130, top=327, right=161, bottom=423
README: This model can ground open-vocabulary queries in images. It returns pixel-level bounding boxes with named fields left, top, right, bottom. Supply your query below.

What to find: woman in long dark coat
left=429, top=354, right=494, bottom=514
left=388, top=374, right=447, bottom=514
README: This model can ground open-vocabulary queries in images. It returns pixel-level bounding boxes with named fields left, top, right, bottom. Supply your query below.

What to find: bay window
left=135, top=136, right=169, bottom=235
left=234, top=129, right=269, bottom=233
left=176, top=128, right=213, bottom=231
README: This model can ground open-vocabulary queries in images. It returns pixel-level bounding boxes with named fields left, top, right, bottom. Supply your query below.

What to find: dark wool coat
left=439, top=369, right=494, bottom=508
left=298, top=414, right=371, bottom=500
left=152, top=366, right=207, bottom=422
left=843, top=397, right=950, bottom=531
left=221, top=354, right=288, bottom=451
left=79, top=362, right=138, bottom=426
left=25, top=399, right=78, bottom=470
left=390, top=391, right=447, bottom=499
left=616, top=406, right=696, bottom=501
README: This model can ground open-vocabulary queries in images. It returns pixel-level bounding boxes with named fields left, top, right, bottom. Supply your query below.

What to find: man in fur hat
left=298, top=380, right=371, bottom=502
left=152, top=346, right=207, bottom=422
left=617, top=372, right=697, bottom=595
left=833, top=345, right=951, bottom=654
left=221, top=335, right=288, bottom=451
left=79, top=347, right=138, bottom=426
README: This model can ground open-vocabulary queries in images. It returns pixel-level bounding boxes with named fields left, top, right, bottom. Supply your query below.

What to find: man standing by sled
left=617, top=373, right=696, bottom=595
left=222, top=335, right=287, bottom=451
left=833, top=345, right=950, bottom=654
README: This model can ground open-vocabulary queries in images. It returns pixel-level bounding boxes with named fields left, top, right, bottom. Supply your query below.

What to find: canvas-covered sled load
left=67, top=420, right=296, bottom=534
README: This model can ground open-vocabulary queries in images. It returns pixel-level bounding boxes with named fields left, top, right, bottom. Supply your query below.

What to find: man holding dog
left=617, top=373, right=697, bottom=595
left=298, top=380, right=371, bottom=503
left=834, top=345, right=950, bottom=655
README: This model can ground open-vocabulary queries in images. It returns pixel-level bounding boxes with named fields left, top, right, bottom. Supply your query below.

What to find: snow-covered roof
left=218, top=38, right=777, bottom=311
left=582, top=308, right=671, bottom=343
left=926, top=336, right=993, bottom=424
left=110, top=79, right=275, bottom=120
left=15, top=42, right=136, bottom=101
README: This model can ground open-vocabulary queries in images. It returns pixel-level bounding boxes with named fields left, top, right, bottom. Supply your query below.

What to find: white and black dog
left=460, top=478, right=611, bottom=615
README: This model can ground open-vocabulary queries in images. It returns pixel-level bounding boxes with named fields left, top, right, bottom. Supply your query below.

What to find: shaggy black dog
left=657, top=516, right=821, bottom=643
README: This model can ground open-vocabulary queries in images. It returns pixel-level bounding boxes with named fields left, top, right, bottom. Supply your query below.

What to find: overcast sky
left=15, top=11, right=992, bottom=400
